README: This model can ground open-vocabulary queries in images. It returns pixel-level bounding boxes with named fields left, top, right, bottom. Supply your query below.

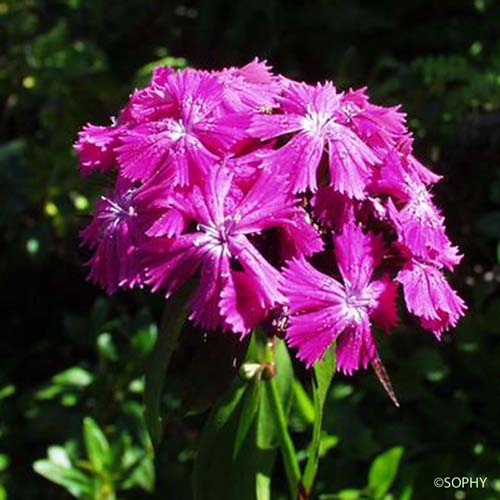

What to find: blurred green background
left=1, top=0, right=500, bottom=499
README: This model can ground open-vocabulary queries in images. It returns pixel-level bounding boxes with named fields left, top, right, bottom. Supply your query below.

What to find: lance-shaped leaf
left=144, top=289, right=190, bottom=448
left=256, top=338, right=294, bottom=449
left=289, top=379, right=315, bottom=431
left=83, top=417, right=111, bottom=473
left=367, top=446, right=404, bottom=499
left=234, top=375, right=262, bottom=458
left=193, top=379, right=275, bottom=500
left=303, top=345, right=336, bottom=492
left=33, top=460, right=93, bottom=499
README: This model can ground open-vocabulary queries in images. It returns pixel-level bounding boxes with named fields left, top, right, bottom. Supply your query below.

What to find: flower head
left=76, top=62, right=466, bottom=382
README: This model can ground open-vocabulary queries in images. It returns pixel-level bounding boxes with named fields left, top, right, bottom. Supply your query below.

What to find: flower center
left=343, top=290, right=375, bottom=324
left=341, top=102, right=361, bottom=120
left=166, top=119, right=187, bottom=141
left=98, top=190, right=136, bottom=236
left=408, top=184, right=436, bottom=223
left=301, top=108, right=332, bottom=136
left=196, top=221, right=232, bottom=256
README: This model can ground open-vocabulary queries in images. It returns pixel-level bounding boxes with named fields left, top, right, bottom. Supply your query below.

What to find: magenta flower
left=117, top=69, right=250, bottom=185
left=337, top=87, right=407, bottom=151
left=397, top=260, right=467, bottom=338
left=249, top=81, right=387, bottom=197
left=311, top=186, right=354, bottom=230
left=76, top=62, right=466, bottom=380
left=388, top=192, right=462, bottom=270
left=144, top=167, right=319, bottom=334
left=81, top=181, right=144, bottom=294
left=215, top=58, right=281, bottom=113
left=75, top=123, right=123, bottom=177
left=282, top=223, right=397, bottom=373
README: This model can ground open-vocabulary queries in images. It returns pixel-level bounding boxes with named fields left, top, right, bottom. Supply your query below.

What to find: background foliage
left=1, top=0, right=500, bottom=498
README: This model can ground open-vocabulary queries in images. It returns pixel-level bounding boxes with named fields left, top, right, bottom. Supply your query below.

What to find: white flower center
left=408, top=184, right=437, bottom=223
left=98, top=190, right=137, bottom=236
left=301, top=107, right=331, bottom=136
left=195, top=221, right=232, bottom=257
left=342, top=290, right=375, bottom=324
left=341, top=103, right=361, bottom=120
left=166, top=119, right=187, bottom=141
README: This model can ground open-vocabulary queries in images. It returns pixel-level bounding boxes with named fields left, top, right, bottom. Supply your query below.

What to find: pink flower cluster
left=76, top=60, right=466, bottom=375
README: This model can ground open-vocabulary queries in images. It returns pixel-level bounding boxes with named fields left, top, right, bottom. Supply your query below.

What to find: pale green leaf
left=234, top=376, right=261, bottom=458
left=33, top=460, right=92, bottom=499
left=83, top=417, right=111, bottom=473
left=367, top=446, right=404, bottom=499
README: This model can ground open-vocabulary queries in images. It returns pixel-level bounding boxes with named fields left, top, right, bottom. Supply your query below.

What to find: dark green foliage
left=1, top=0, right=500, bottom=498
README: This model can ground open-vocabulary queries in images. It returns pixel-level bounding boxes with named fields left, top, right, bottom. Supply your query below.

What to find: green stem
left=302, top=389, right=322, bottom=491
left=266, top=376, right=301, bottom=499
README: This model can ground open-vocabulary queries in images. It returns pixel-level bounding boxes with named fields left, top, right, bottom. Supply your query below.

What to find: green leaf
left=193, top=378, right=276, bottom=500
left=144, top=293, right=189, bottom=448
left=256, top=338, right=294, bottom=449
left=97, top=333, right=118, bottom=361
left=318, top=432, right=339, bottom=458
left=47, top=446, right=71, bottom=468
left=256, top=471, right=271, bottom=500
left=193, top=381, right=246, bottom=499
left=33, top=460, right=93, bottom=499
left=134, top=53, right=187, bottom=86
left=0, top=454, right=10, bottom=472
left=0, top=384, right=15, bottom=400
left=263, top=376, right=301, bottom=498
left=367, top=446, right=404, bottom=499
left=132, top=324, right=158, bottom=357
left=121, top=453, right=155, bottom=493
left=314, top=346, right=336, bottom=407
left=194, top=382, right=244, bottom=496
left=303, top=345, right=336, bottom=492
left=83, top=418, right=111, bottom=473
left=234, top=376, right=262, bottom=458
left=320, top=489, right=362, bottom=500
left=53, top=367, right=93, bottom=388
left=289, top=379, right=315, bottom=431
left=398, top=465, right=417, bottom=500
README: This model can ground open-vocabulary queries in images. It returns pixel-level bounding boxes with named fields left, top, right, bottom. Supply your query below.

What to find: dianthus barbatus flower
left=214, top=58, right=281, bottom=113
left=117, top=69, right=250, bottom=185
left=282, top=223, right=397, bottom=373
left=75, top=124, right=121, bottom=176
left=337, top=87, right=407, bottom=151
left=74, top=97, right=137, bottom=177
left=144, top=167, right=321, bottom=334
left=81, top=181, right=144, bottom=294
left=249, top=81, right=383, bottom=197
left=375, top=147, right=462, bottom=269
left=80, top=170, right=178, bottom=293
left=76, top=61, right=467, bottom=382
left=397, top=260, right=467, bottom=338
